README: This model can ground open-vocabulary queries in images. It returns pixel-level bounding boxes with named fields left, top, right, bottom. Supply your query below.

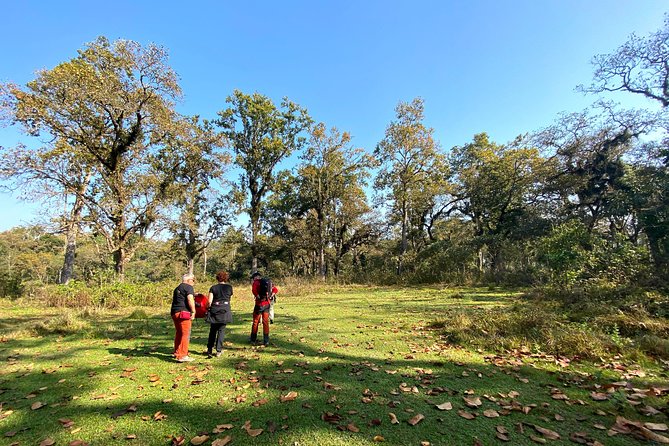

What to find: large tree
left=374, top=97, right=448, bottom=274
left=1, top=37, right=183, bottom=280
left=215, top=90, right=312, bottom=271
left=159, top=117, right=229, bottom=274
left=298, top=123, right=374, bottom=279
left=450, top=133, right=553, bottom=277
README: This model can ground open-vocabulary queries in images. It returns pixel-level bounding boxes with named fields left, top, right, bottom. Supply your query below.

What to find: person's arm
left=187, top=294, right=195, bottom=320
left=208, top=292, right=214, bottom=306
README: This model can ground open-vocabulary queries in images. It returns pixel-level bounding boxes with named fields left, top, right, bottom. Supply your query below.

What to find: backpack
left=258, top=277, right=273, bottom=299
left=194, top=293, right=209, bottom=318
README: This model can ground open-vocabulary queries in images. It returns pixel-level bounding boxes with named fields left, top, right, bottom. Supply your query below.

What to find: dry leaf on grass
left=408, top=414, right=425, bottom=426
left=190, top=435, right=209, bottom=445
left=211, top=436, right=232, bottom=446
left=280, top=391, right=298, bottom=402
left=436, top=402, right=452, bottom=411
left=534, top=425, right=560, bottom=440
left=212, top=424, right=234, bottom=433
left=483, top=409, right=499, bottom=418
left=389, top=413, right=399, bottom=424
left=463, top=396, right=482, bottom=407
left=458, top=410, right=476, bottom=420
left=39, top=439, right=56, bottom=446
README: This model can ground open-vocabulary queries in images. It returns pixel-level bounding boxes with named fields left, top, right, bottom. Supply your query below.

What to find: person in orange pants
left=170, top=273, right=196, bottom=362
left=250, top=272, right=278, bottom=346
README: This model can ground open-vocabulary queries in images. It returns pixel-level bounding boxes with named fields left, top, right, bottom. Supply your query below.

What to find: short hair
left=216, top=271, right=229, bottom=282
left=182, top=273, right=195, bottom=282
left=250, top=271, right=262, bottom=279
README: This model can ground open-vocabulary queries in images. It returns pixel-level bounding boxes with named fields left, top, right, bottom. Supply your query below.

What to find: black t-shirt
left=171, top=282, right=194, bottom=314
left=208, top=283, right=233, bottom=323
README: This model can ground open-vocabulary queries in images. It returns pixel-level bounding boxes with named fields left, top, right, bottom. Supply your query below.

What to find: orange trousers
left=251, top=310, right=270, bottom=337
left=171, top=312, right=192, bottom=359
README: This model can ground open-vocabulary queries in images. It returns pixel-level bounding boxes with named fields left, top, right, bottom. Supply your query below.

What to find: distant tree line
left=0, top=16, right=668, bottom=294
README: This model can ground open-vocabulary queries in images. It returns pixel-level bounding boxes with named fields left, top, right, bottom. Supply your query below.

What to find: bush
left=437, top=305, right=617, bottom=359
left=28, top=280, right=176, bottom=309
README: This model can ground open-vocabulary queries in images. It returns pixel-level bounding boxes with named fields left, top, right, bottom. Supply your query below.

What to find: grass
left=0, top=285, right=668, bottom=445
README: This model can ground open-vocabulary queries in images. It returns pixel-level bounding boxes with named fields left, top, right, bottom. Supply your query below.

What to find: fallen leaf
left=436, top=402, right=452, bottom=411
left=347, top=423, right=360, bottom=432
left=212, top=424, right=234, bottom=433
left=69, top=441, right=89, bottom=446
left=496, top=426, right=509, bottom=434
left=483, top=409, right=500, bottom=418
left=458, top=410, right=476, bottom=420
left=245, top=427, right=263, bottom=437
left=496, top=432, right=510, bottom=441
left=646, top=423, right=669, bottom=432
left=211, top=436, right=232, bottom=446
left=280, top=391, right=298, bottom=402
left=408, top=414, right=425, bottom=426
left=190, top=435, right=209, bottom=445
left=389, top=413, right=399, bottom=424
left=31, top=401, right=46, bottom=410
left=534, top=425, right=560, bottom=440
left=463, top=396, right=482, bottom=407
left=590, top=392, right=608, bottom=401
left=529, top=434, right=547, bottom=444
left=373, top=435, right=385, bottom=442
left=40, top=439, right=56, bottom=446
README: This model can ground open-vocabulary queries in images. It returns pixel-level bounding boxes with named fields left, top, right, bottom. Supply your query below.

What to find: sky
left=0, top=0, right=667, bottom=231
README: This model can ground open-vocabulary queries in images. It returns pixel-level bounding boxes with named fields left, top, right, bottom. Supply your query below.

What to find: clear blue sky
left=0, top=0, right=666, bottom=231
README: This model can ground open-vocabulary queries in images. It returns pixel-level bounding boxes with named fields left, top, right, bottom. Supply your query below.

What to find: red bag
left=178, top=311, right=191, bottom=320
left=194, top=293, right=209, bottom=318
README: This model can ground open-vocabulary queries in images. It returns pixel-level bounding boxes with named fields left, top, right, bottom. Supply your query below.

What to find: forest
left=0, top=17, right=667, bottom=301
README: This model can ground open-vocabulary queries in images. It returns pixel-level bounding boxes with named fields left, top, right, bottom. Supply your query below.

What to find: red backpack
left=194, top=293, right=209, bottom=318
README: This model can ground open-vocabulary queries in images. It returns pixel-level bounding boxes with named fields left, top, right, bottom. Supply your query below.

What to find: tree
left=374, top=97, right=448, bottom=274
left=450, top=133, right=553, bottom=278
left=159, top=117, right=229, bottom=274
left=298, top=123, right=374, bottom=279
left=2, top=37, right=183, bottom=280
left=581, top=15, right=669, bottom=107
left=0, top=140, right=93, bottom=284
left=535, top=108, right=657, bottom=232
left=215, top=90, right=312, bottom=271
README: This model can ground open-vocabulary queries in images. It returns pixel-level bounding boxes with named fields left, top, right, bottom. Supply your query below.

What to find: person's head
left=182, top=273, right=195, bottom=285
left=250, top=271, right=261, bottom=282
left=216, top=271, right=229, bottom=283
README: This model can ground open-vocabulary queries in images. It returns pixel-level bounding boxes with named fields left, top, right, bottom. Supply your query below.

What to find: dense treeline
left=0, top=17, right=668, bottom=297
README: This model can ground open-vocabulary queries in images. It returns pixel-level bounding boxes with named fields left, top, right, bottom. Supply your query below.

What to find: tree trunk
left=59, top=176, right=90, bottom=284
left=398, top=202, right=408, bottom=275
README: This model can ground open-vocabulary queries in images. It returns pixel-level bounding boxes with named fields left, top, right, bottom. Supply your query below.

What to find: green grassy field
left=0, top=286, right=668, bottom=446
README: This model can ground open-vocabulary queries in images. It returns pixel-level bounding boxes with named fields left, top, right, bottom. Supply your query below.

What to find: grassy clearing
left=0, top=286, right=668, bottom=445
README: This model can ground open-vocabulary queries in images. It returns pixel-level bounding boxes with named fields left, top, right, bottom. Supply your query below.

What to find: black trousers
left=207, top=323, right=226, bottom=352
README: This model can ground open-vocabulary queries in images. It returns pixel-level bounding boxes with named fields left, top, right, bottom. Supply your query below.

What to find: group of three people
left=170, top=270, right=277, bottom=362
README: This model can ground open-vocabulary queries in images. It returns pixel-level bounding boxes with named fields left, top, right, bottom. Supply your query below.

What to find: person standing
left=206, top=270, right=233, bottom=357
left=250, top=271, right=278, bottom=346
left=171, top=273, right=196, bottom=362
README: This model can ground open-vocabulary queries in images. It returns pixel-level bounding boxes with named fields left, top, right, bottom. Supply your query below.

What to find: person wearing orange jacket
left=250, top=271, right=278, bottom=346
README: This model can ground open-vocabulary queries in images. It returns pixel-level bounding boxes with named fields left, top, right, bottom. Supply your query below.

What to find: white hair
left=182, top=273, right=195, bottom=282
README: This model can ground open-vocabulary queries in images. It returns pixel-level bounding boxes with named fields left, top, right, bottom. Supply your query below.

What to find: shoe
left=177, top=356, right=194, bottom=362
left=215, top=351, right=222, bottom=357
